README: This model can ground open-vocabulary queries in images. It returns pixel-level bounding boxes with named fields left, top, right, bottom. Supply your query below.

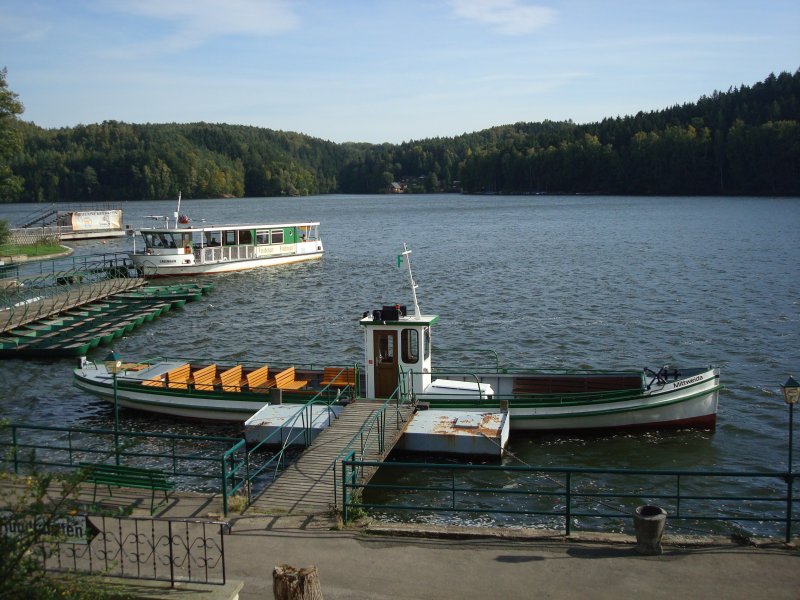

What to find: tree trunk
left=273, top=564, right=323, bottom=600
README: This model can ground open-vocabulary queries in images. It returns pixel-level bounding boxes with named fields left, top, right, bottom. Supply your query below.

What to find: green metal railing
left=1, top=423, right=247, bottom=516
left=342, top=460, right=800, bottom=542
left=331, top=370, right=414, bottom=507
left=242, top=384, right=345, bottom=505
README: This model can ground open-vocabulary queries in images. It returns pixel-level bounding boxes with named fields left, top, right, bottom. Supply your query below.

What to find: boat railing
left=435, top=347, right=501, bottom=372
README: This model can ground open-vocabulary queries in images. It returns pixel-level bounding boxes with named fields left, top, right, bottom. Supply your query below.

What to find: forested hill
left=6, top=70, right=800, bottom=202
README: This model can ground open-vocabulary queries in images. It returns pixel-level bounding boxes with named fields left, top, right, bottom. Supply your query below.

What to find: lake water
left=1, top=194, right=799, bottom=516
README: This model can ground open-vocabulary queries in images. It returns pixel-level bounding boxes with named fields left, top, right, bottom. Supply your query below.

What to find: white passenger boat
left=128, top=194, right=323, bottom=277
left=74, top=245, right=721, bottom=430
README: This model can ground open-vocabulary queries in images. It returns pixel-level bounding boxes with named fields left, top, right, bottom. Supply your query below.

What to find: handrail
left=242, top=378, right=350, bottom=506
left=331, top=369, right=414, bottom=507
left=341, top=459, right=800, bottom=541
left=0, top=422, right=245, bottom=515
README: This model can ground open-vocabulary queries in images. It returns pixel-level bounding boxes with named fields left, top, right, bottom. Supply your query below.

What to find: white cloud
left=448, top=0, right=556, bottom=35
left=105, top=0, right=299, bottom=46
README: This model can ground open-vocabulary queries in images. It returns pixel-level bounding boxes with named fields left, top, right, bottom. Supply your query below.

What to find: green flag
left=397, top=254, right=403, bottom=268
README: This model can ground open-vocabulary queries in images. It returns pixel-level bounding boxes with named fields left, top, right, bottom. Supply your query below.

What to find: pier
left=247, top=399, right=414, bottom=515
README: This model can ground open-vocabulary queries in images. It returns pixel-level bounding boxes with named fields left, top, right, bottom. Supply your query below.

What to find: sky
left=1, top=1, right=798, bottom=144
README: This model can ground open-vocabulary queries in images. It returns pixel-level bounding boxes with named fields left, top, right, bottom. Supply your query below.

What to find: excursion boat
left=128, top=194, right=323, bottom=277
left=74, top=245, right=721, bottom=430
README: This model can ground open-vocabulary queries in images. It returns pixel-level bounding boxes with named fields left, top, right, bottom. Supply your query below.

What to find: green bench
left=80, top=462, right=175, bottom=514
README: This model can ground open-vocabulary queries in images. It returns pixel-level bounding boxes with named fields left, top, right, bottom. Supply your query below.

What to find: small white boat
left=128, top=194, right=323, bottom=277
left=74, top=244, right=721, bottom=430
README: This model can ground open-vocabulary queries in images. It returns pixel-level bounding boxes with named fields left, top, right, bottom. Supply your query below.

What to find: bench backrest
left=274, top=366, right=296, bottom=388
left=80, top=463, right=171, bottom=488
left=219, top=365, right=243, bottom=392
left=322, top=366, right=356, bottom=386
left=166, top=364, right=191, bottom=389
left=246, top=365, right=269, bottom=390
left=193, top=364, right=217, bottom=391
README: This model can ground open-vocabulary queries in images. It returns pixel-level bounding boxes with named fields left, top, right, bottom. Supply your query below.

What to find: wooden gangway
left=0, top=277, right=145, bottom=334
left=247, top=399, right=414, bottom=516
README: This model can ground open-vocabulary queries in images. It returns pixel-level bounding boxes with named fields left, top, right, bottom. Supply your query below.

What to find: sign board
left=0, top=511, right=100, bottom=545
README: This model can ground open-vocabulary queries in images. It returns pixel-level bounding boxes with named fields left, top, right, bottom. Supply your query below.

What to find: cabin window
left=223, top=230, right=237, bottom=246
left=423, top=327, right=431, bottom=359
left=144, top=232, right=177, bottom=248
left=205, top=232, right=221, bottom=246
left=256, top=230, right=269, bottom=245
left=271, top=229, right=284, bottom=244
left=239, top=229, right=253, bottom=245
left=401, top=329, right=419, bottom=363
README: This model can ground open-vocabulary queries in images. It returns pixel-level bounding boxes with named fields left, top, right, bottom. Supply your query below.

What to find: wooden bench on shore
left=320, top=366, right=357, bottom=388
left=80, top=462, right=175, bottom=514
left=274, top=366, right=308, bottom=390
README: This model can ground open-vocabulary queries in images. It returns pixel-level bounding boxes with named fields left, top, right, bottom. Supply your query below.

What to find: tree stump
left=273, top=564, right=323, bottom=600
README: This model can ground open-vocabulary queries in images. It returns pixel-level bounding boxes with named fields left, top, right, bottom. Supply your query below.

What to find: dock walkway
left=247, top=399, right=414, bottom=516
left=0, top=277, right=145, bottom=334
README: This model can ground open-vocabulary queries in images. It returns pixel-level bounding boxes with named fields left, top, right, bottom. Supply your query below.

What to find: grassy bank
left=0, top=241, right=64, bottom=257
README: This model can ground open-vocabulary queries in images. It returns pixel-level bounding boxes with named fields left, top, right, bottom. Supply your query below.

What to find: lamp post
left=781, top=376, right=799, bottom=543
left=104, top=351, right=122, bottom=466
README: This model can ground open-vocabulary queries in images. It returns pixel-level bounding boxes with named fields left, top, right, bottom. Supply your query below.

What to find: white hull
left=130, top=251, right=323, bottom=277
left=74, top=362, right=720, bottom=430
left=74, top=367, right=269, bottom=422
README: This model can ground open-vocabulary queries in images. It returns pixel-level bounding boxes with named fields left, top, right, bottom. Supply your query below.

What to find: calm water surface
left=1, top=194, right=799, bottom=479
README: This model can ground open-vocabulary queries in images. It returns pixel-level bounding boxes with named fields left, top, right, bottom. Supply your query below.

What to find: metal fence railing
left=342, top=460, right=800, bottom=542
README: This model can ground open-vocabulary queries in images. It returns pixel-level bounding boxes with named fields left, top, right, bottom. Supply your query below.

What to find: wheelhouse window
left=271, top=229, right=284, bottom=244
left=256, top=230, right=269, bottom=245
left=205, top=232, right=221, bottom=246
left=223, top=230, right=237, bottom=246
left=423, top=327, right=431, bottom=359
left=144, top=232, right=178, bottom=248
left=401, top=329, right=420, bottom=363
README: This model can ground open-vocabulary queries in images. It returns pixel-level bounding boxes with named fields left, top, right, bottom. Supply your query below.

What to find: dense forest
left=1, top=69, right=798, bottom=202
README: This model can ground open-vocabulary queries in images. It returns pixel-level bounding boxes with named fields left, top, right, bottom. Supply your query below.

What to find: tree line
left=1, top=69, right=798, bottom=202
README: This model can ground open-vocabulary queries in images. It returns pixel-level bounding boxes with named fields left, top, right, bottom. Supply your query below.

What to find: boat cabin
left=360, top=304, right=438, bottom=398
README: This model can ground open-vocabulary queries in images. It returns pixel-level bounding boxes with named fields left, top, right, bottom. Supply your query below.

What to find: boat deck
left=247, top=399, right=413, bottom=515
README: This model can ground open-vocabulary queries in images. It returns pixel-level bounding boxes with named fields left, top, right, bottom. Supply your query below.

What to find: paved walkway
left=7, top=481, right=800, bottom=599
left=147, top=491, right=800, bottom=599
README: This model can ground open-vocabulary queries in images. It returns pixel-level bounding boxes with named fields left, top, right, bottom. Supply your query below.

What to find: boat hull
left=74, top=362, right=720, bottom=431
left=130, top=251, right=323, bottom=277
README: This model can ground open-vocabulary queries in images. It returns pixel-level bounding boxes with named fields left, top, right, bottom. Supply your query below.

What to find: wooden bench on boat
left=192, top=364, right=217, bottom=391
left=512, top=374, right=643, bottom=396
left=80, top=462, right=175, bottom=514
left=141, top=363, right=192, bottom=389
left=320, top=366, right=357, bottom=388
left=166, top=364, right=191, bottom=389
left=219, top=365, right=243, bottom=392
left=244, top=365, right=273, bottom=392
left=274, top=366, right=308, bottom=390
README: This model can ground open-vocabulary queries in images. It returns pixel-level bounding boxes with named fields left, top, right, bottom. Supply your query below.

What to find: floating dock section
left=245, top=404, right=509, bottom=458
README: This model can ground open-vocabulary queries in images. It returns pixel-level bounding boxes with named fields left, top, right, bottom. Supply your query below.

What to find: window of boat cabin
left=239, top=229, right=253, bottom=245
left=271, top=229, right=284, bottom=244
left=256, top=230, right=269, bottom=245
left=205, top=232, right=221, bottom=246
left=223, top=230, right=237, bottom=246
left=424, top=327, right=430, bottom=359
left=144, top=232, right=176, bottom=248
left=401, top=329, right=419, bottom=363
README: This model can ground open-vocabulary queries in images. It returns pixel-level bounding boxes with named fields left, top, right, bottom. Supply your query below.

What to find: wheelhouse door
left=373, top=330, right=398, bottom=398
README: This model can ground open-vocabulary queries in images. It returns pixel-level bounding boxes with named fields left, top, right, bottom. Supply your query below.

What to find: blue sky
left=1, top=1, right=798, bottom=144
